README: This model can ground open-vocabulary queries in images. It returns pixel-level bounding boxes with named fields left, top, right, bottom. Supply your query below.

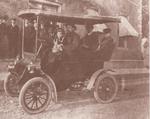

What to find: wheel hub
left=94, top=74, right=118, bottom=103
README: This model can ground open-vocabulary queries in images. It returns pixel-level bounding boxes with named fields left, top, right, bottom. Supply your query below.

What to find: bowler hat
left=11, top=18, right=16, bottom=21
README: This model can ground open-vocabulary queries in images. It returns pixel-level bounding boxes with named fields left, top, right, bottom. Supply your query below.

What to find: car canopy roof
left=18, top=9, right=120, bottom=25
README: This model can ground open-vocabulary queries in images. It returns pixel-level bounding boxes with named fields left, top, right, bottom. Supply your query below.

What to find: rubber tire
left=19, top=77, right=52, bottom=114
left=4, top=73, right=19, bottom=97
left=94, top=73, right=118, bottom=104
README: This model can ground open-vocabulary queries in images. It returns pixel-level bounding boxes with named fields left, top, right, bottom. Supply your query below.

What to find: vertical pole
left=21, top=19, right=25, bottom=59
left=35, top=16, right=39, bottom=54
left=149, top=0, right=150, bottom=40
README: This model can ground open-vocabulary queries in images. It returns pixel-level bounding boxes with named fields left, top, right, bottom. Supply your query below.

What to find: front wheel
left=94, top=73, right=118, bottom=103
left=4, top=73, right=19, bottom=97
left=19, top=77, right=52, bottom=114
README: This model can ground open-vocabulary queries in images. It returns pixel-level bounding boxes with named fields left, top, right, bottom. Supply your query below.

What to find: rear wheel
left=19, top=77, right=52, bottom=114
left=4, top=73, right=19, bottom=97
left=94, top=73, right=118, bottom=103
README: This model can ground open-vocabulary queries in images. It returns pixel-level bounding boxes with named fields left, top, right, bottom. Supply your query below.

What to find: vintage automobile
left=4, top=9, right=148, bottom=114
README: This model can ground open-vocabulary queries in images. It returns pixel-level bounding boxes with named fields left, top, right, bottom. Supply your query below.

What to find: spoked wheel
left=94, top=73, right=118, bottom=103
left=19, top=77, right=52, bottom=114
left=4, top=73, right=19, bottom=97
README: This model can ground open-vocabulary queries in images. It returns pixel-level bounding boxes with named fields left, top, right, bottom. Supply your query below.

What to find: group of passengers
left=38, top=22, right=80, bottom=55
left=36, top=20, right=114, bottom=70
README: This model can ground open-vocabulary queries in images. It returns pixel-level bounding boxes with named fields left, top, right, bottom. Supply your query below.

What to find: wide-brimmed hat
left=66, top=23, right=76, bottom=30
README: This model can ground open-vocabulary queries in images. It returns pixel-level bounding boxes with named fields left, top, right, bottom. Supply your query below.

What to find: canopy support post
left=20, top=19, right=25, bottom=59
left=35, top=16, right=39, bottom=54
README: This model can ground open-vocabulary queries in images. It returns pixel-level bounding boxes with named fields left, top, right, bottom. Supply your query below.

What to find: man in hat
left=82, top=24, right=101, bottom=51
left=78, top=24, right=104, bottom=77
left=80, top=24, right=104, bottom=61
left=96, top=28, right=115, bottom=68
left=7, top=18, right=20, bottom=58
left=24, top=19, right=36, bottom=53
left=63, top=23, right=80, bottom=58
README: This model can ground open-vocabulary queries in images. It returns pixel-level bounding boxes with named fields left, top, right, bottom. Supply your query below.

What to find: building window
left=118, top=37, right=128, bottom=49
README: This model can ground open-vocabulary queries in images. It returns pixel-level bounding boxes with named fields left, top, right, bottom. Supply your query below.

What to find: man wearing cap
left=63, top=24, right=80, bottom=58
left=7, top=18, right=20, bottom=58
left=78, top=24, right=104, bottom=76
left=79, top=24, right=104, bottom=61
left=96, top=28, right=115, bottom=68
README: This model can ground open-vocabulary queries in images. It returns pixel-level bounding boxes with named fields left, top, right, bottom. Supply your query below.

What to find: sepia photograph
left=0, top=0, right=149, bottom=119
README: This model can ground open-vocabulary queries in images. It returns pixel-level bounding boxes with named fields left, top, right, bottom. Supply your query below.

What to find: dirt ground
left=0, top=84, right=149, bottom=119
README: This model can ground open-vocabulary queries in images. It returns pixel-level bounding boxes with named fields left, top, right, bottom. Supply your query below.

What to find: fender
left=41, top=71, right=58, bottom=103
left=87, top=68, right=115, bottom=90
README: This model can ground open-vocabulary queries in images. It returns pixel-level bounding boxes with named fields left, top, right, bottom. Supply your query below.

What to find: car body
left=6, top=9, right=136, bottom=114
